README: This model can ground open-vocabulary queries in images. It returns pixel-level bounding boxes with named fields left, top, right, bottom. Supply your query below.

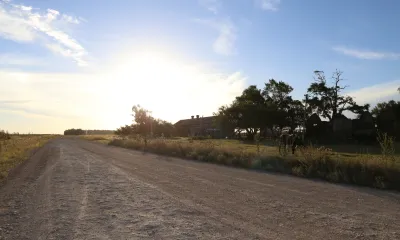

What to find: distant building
left=174, top=115, right=228, bottom=138
left=332, top=114, right=353, bottom=141
left=352, top=111, right=376, bottom=142
left=305, top=113, right=323, bottom=140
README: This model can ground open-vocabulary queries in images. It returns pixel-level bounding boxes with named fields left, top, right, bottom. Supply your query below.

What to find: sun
left=107, top=49, right=193, bottom=123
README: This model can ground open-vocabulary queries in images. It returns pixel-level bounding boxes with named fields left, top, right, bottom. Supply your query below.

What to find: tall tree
left=262, top=79, right=304, bottom=127
left=214, top=85, right=287, bottom=139
left=231, top=85, right=266, bottom=139
left=131, top=105, right=175, bottom=137
left=213, top=105, right=237, bottom=138
left=307, top=69, right=368, bottom=121
left=214, top=86, right=267, bottom=140
left=262, top=79, right=293, bottom=111
left=131, top=105, right=155, bottom=137
left=287, top=100, right=306, bottom=127
left=371, top=100, right=400, bottom=117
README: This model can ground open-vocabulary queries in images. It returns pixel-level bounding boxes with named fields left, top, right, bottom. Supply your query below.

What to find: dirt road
left=1, top=138, right=399, bottom=239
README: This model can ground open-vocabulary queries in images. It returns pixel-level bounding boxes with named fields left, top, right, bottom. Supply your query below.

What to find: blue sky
left=0, top=0, right=399, bottom=133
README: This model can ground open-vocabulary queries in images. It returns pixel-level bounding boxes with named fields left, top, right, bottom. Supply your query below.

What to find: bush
left=0, top=130, right=11, bottom=140
left=64, top=128, right=85, bottom=135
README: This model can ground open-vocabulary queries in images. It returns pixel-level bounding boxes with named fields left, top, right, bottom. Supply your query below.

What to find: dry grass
left=0, top=134, right=55, bottom=180
left=80, top=134, right=116, bottom=144
left=104, top=135, right=400, bottom=191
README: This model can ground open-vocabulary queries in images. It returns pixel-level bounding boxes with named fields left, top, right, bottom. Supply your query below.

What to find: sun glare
left=116, top=51, right=176, bottom=80
left=105, top=48, right=244, bottom=128
left=109, top=50, right=194, bottom=122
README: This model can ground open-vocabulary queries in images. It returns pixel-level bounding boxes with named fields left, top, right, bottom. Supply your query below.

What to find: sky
left=0, top=0, right=399, bottom=134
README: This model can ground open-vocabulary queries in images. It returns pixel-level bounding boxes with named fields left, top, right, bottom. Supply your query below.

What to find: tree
left=152, top=119, right=175, bottom=137
left=262, top=79, right=293, bottom=111
left=371, top=100, right=400, bottom=118
left=115, top=125, right=136, bottom=137
left=231, top=85, right=267, bottom=139
left=287, top=100, right=306, bottom=127
left=213, top=105, right=237, bottom=138
left=262, top=79, right=304, bottom=127
left=214, top=85, right=286, bottom=140
left=307, top=69, right=368, bottom=121
left=371, top=100, right=400, bottom=137
left=213, top=86, right=266, bottom=140
left=116, top=105, right=176, bottom=138
left=131, top=104, right=154, bottom=137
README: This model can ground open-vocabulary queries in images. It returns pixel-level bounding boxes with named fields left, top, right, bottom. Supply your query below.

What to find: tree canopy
left=306, top=70, right=369, bottom=121
left=214, top=80, right=304, bottom=139
left=212, top=70, right=385, bottom=140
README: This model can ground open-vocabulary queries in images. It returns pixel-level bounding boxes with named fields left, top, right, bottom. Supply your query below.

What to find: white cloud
left=256, top=0, right=281, bottom=11
left=333, top=46, right=400, bottom=60
left=62, top=14, right=80, bottom=24
left=46, top=8, right=59, bottom=22
left=345, top=80, right=400, bottom=105
left=0, top=1, right=87, bottom=66
left=46, top=43, right=87, bottom=66
left=198, top=0, right=221, bottom=14
left=341, top=80, right=400, bottom=119
left=0, top=6, right=35, bottom=41
left=195, top=18, right=237, bottom=56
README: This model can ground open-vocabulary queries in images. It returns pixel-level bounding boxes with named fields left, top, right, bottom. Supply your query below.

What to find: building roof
left=174, top=116, right=216, bottom=127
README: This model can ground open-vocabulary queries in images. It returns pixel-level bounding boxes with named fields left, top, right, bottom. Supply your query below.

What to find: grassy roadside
left=85, top=134, right=400, bottom=191
left=80, top=135, right=116, bottom=144
left=0, top=134, right=56, bottom=181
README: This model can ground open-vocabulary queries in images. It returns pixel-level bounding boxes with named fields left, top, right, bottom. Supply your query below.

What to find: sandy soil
left=0, top=138, right=399, bottom=240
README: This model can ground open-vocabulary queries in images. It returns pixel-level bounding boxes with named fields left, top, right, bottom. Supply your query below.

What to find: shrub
left=64, top=128, right=85, bottom=135
left=0, top=130, right=11, bottom=140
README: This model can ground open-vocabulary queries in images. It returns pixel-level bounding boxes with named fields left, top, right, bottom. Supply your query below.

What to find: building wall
left=174, top=116, right=228, bottom=138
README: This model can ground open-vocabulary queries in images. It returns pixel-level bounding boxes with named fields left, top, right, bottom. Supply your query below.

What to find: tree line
left=114, top=69, right=400, bottom=142
left=63, top=129, right=114, bottom=135
left=64, top=128, right=85, bottom=135
left=214, top=69, right=398, bottom=140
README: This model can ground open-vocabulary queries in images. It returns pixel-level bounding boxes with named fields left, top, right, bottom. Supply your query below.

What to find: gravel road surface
left=0, top=138, right=399, bottom=239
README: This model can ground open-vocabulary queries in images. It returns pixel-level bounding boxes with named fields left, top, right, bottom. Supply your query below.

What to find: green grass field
left=0, top=134, right=56, bottom=180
